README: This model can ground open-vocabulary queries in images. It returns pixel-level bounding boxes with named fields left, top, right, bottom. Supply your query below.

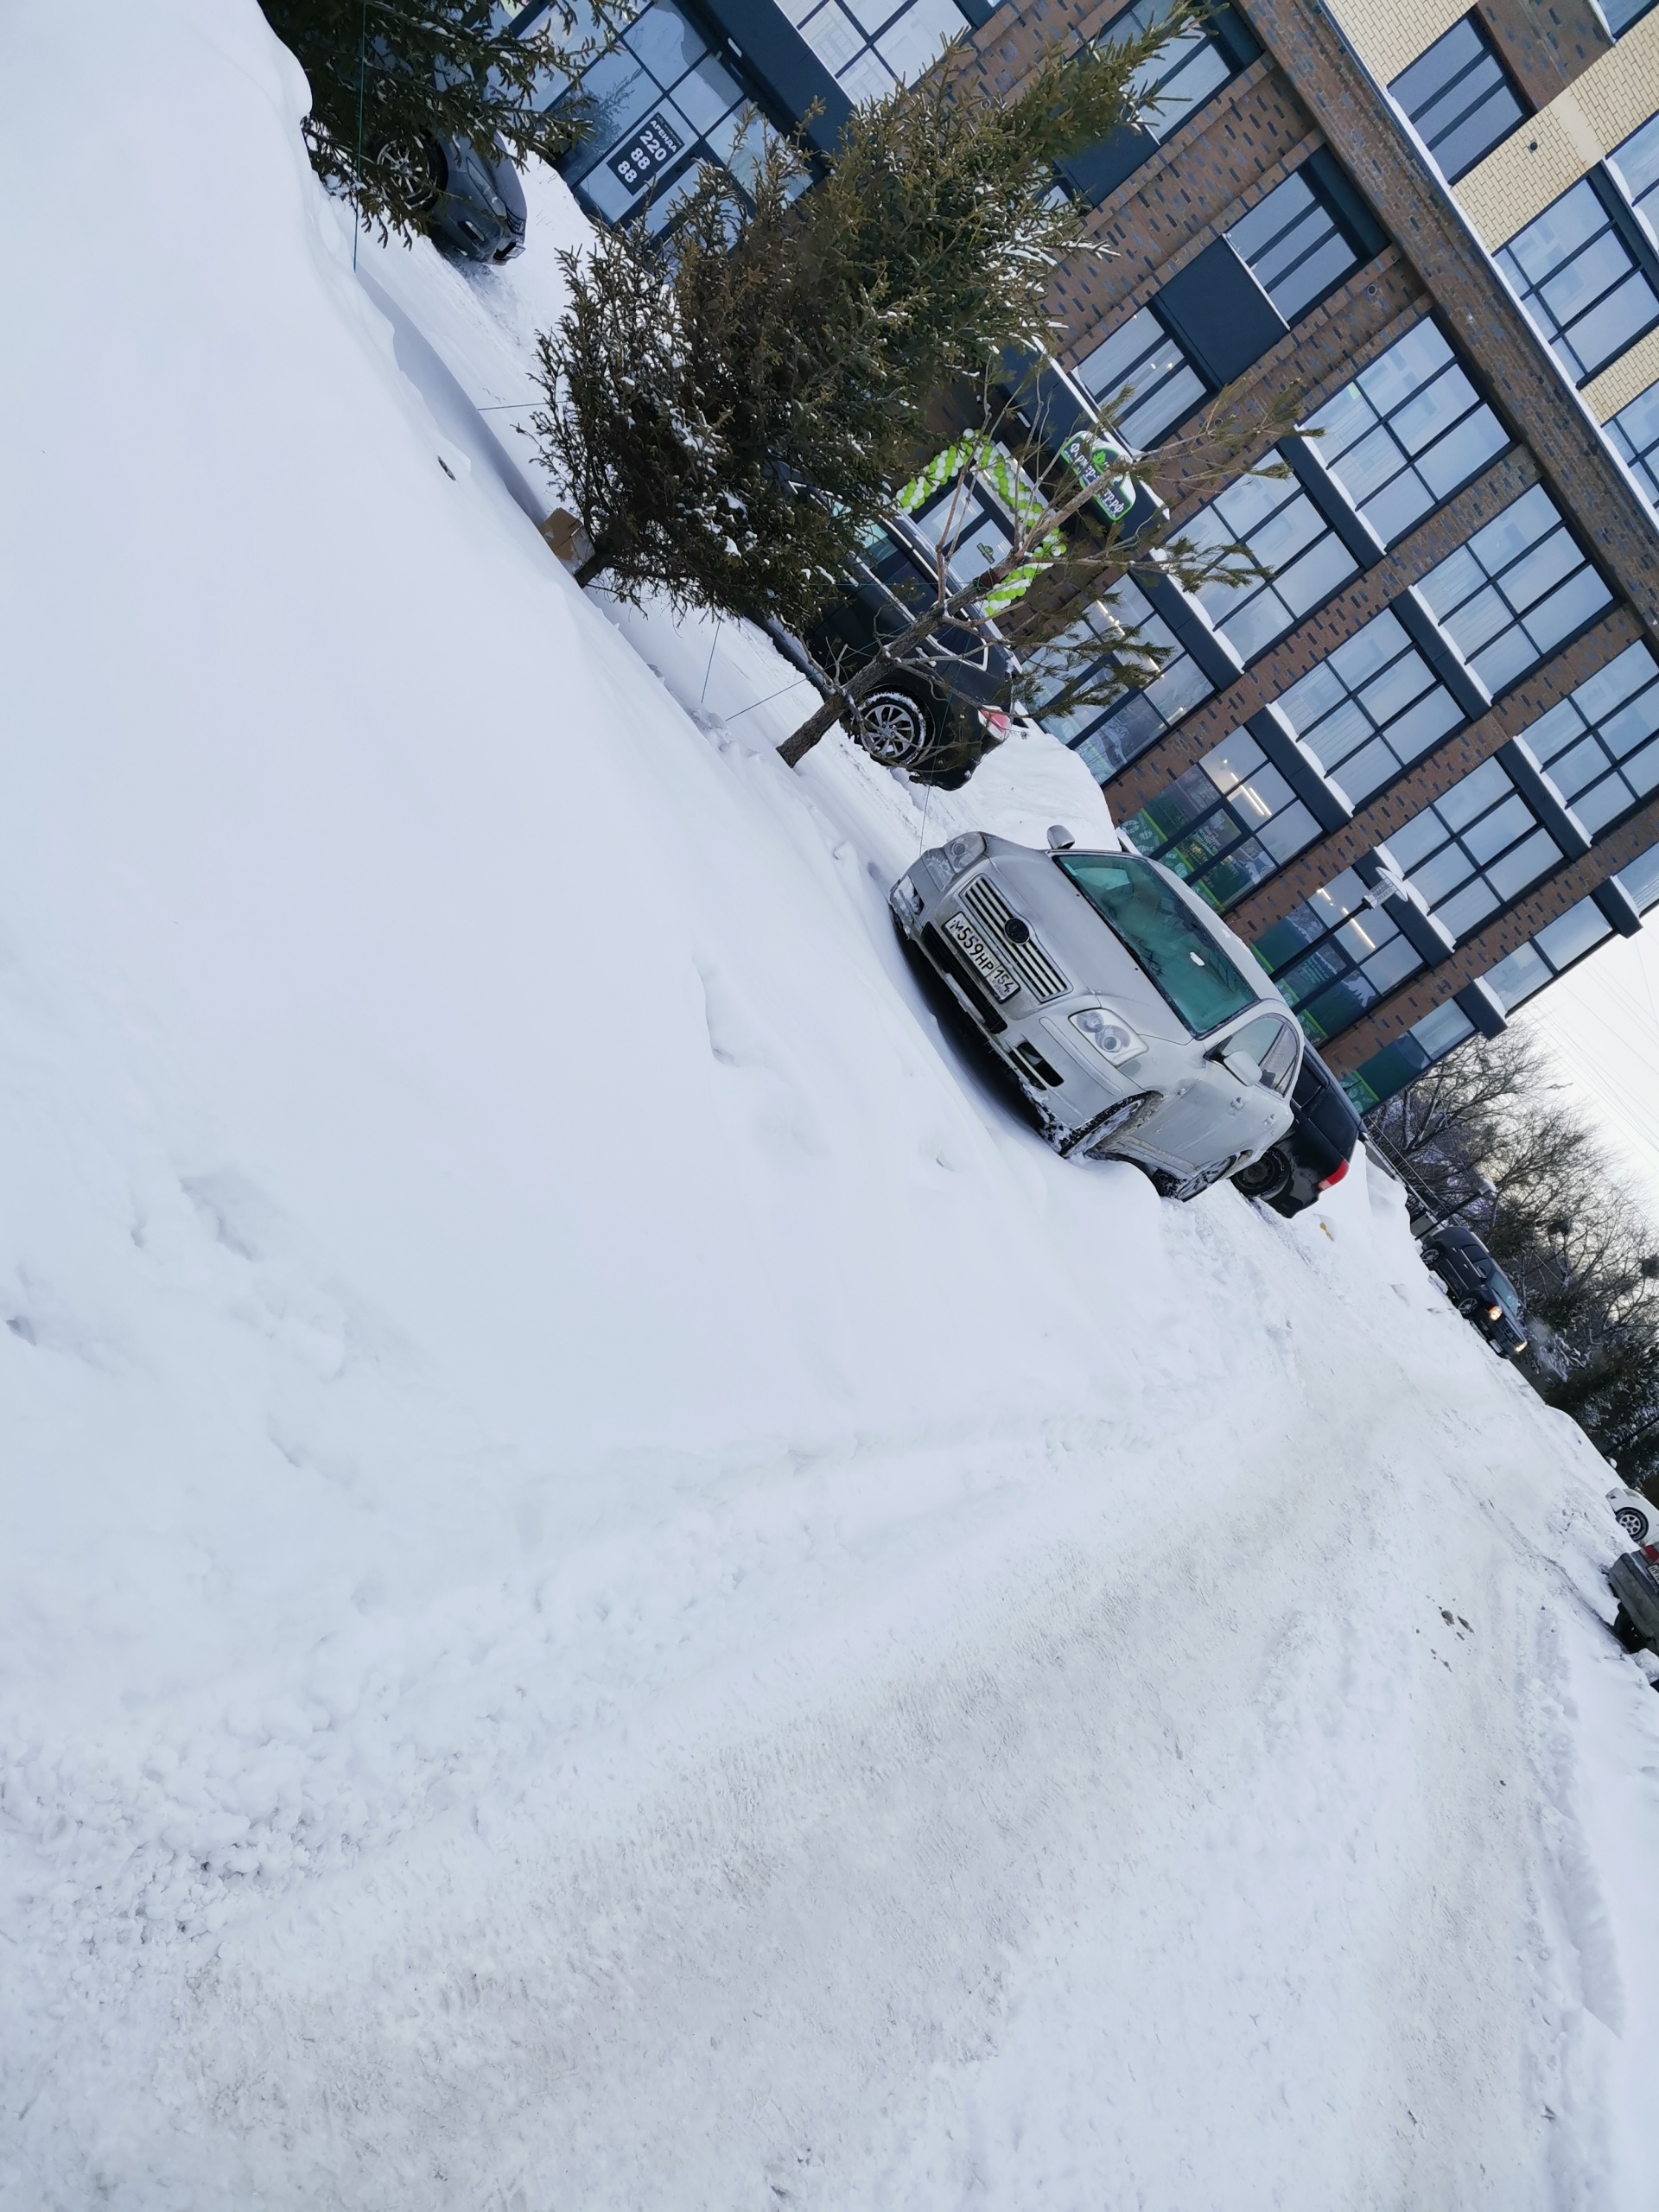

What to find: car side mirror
left=1220, top=1047, right=1262, bottom=1087
left=1046, top=824, right=1075, bottom=851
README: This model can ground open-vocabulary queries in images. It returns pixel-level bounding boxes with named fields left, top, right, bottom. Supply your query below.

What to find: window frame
left=1179, top=469, right=1361, bottom=665
left=1304, top=315, right=1512, bottom=550
left=1120, top=728, right=1326, bottom=912
left=1510, top=640, right=1659, bottom=839
left=1388, top=14, right=1530, bottom=185
left=1250, top=871, right=1425, bottom=1045
left=1224, top=152, right=1382, bottom=327
left=1072, top=306, right=1211, bottom=451
left=1495, top=170, right=1659, bottom=388
left=1413, top=483, right=1613, bottom=698
left=1386, top=755, right=1564, bottom=942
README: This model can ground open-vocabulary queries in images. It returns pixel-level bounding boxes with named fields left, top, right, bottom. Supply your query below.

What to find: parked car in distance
left=890, top=831, right=1300, bottom=1196
left=1419, top=1223, right=1528, bottom=1357
left=799, top=521, right=1019, bottom=790
left=1606, top=1479, right=1657, bottom=1547
left=772, top=352, right=1161, bottom=791
left=402, top=133, right=526, bottom=262
left=1606, top=1547, right=1659, bottom=1654
left=1230, top=1042, right=1363, bottom=1216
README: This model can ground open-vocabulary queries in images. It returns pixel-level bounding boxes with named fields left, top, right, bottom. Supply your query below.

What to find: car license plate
left=944, top=911, right=1019, bottom=1001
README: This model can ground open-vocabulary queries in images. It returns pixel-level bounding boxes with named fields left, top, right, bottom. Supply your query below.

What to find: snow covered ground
left=4, top=3, right=1659, bottom=2205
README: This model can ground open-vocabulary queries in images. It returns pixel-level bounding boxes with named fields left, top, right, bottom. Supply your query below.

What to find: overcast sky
left=1527, top=926, right=1659, bottom=1223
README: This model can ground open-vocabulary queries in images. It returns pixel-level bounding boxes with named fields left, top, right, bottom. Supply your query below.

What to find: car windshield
left=1057, top=852, right=1261, bottom=1033
left=1486, top=1265, right=1522, bottom=1319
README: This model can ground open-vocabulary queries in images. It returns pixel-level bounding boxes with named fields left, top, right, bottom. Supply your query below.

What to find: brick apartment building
left=536, top=0, right=1659, bottom=1106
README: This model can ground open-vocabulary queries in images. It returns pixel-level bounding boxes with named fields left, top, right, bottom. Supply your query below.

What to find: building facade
left=540, top=0, right=1659, bottom=1107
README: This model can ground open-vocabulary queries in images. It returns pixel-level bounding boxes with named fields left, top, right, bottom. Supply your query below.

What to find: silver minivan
left=891, top=831, right=1300, bottom=1196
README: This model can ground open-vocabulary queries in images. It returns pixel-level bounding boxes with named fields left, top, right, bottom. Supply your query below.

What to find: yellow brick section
left=1456, top=15, right=1659, bottom=247
left=1324, top=0, right=1467, bottom=88
left=1583, top=329, right=1659, bottom=424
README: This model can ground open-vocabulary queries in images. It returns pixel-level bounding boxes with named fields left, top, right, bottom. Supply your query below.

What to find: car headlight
left=1070, top=1005, right=1146, bottom=1065
left=943, top=831, right=986, bottom=874
left=890, top=874, right=924, bottom=918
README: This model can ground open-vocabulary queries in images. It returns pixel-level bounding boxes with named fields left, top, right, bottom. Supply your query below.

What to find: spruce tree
left=531, top=15, right=1191, bottom=623
left=259, top=0, right=604, bottom=238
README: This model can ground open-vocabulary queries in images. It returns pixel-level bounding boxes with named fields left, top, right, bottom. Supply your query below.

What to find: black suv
left=1420, top=1224, right=1529, bottom=1357
left=1230, top=1044, right=1363, bottom=1216
left=773, top=353, right=1164, bottom=789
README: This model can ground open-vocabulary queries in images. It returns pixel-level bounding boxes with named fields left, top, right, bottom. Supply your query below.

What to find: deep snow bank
left=3, top=4, right=1659, bottom=2207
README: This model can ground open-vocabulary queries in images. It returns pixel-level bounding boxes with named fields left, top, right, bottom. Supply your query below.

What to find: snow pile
left=3, top=3, right=1658, bottom=2206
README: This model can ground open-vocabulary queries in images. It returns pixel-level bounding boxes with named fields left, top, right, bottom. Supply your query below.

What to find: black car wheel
left=1232, top=1147, right=1293, bottom=1205
left=1613, top=1605, right=1651, bottom=1654
left=852, top=681, right=935, bottom=768
left=1616, top=1505, right=1650, bottom=1542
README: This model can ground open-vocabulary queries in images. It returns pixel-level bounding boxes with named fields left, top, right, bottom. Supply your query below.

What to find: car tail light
left=1643, top=1544, right=1659, bottom=1563
left=1318, top=1158, right=1349, bottom=1192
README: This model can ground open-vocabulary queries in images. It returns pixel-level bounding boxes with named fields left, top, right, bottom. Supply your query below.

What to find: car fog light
left=943, top=831, right=986, bottom=874
left=1070, top=1006, right=1146, bottom=1065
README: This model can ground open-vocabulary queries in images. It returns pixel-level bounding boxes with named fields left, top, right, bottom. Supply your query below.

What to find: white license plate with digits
left=943, top=912, right=1019, bottom=1001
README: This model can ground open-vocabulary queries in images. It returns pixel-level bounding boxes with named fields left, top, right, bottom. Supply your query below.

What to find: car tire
left=374, top=135, right=444, bottom=214
left=1615, top=1505, right=1650, bottom=1542
left=1231, top=1147, right=1293, bottom=1205
left=1153, top=1152, right=1246, bottom=1203
left=1612, top=1605, right=1650, bottom=1654
left=850, top=680, right=935, bottom=768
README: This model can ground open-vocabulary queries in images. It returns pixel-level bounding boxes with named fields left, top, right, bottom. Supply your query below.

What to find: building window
left=1482, top=896, right=1615, bottom=1010
left=1120, top=728, right=1325, bottom=909
left=1251, top=871, right=1425, bottom=1043
left=551, top=0, right=778, bottom=228
left=1181, top=471, right=1359, bottom=663
left=1227, top=166, right=1363, bottom=324
left=1604, top=0, right=1657, bottom=31
left=1495, top=176, right=1659, bottom=386
left=1609, top=378, right=1659, bottom=505
left=1609, top=113, right=1659, bottom=246
left=1073, top=308, right=1208, bottom=448
left=1414, top=484, right=1611, bottom=696
left=1112, top=0, right=1236, bottom=142
left=1389, top=16, right=1528, bottom=184
left=1345, top=996, right=1480, bottom=1109
left=1303, top=320, right=1509, bottom=546
left=1030, top=580, right=1213, bottom=779
left=1386, top=754, right=1563, bottom=940
left=1273, top=607, right=1465, bottom=804
left=779, top=0, right=972, bottom=102
left=1514, top=641, right=1659, bottom=835
left=1617, top=842, right=1659, bottom=909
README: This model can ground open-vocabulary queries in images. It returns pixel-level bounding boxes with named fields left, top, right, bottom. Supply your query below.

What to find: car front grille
left=959, top=877, right=1068, bottom=1001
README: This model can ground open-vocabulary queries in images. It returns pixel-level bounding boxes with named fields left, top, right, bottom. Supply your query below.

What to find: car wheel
left=374, top=136, right=444, bottom=214
left=1154, top=1153, right=1246, bottom=1203
left=1061, top=1090, right=1162, bottom=1161
left=851, top=683, right=934, bottom=767
left=1616, top=1505, right=1649, bottom=1542
left=1231, top=1147, right=1293, bottom=1205
left=1612, top=1605, right=1650, bottom=1654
